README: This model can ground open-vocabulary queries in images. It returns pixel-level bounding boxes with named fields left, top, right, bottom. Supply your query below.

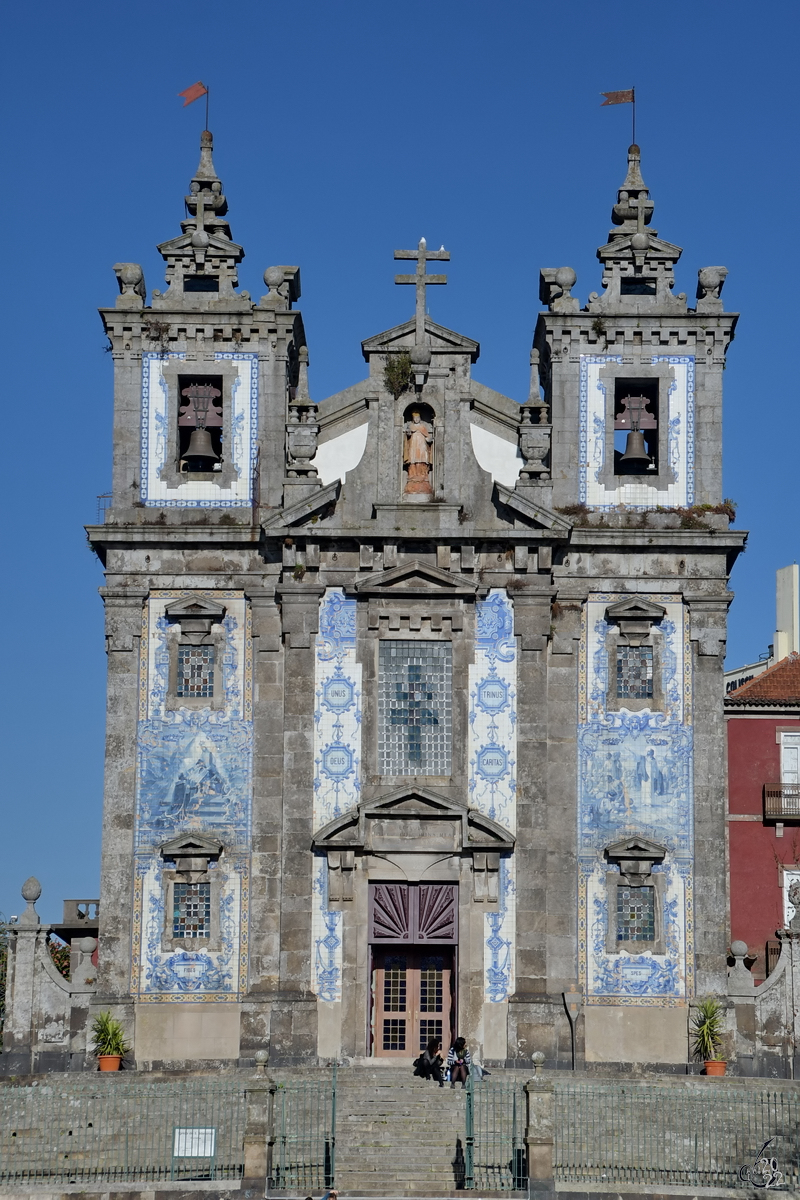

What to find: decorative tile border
left=577, top=593, right=693, bottom=1006
left=131, top=591, right=252, bottom=1002
left=140, top=351, right=258, bottom=507
left=469, top=590, right=517, bottom=1002
left=310, top=589, right=361, bottom=1002
left=579, top=355, right=695, bottom=509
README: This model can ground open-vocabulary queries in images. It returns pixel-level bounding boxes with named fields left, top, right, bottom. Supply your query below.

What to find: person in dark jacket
left=447, top=1037, right=471, bottom=1088
left=414, top=1037, right=445, bottom=1085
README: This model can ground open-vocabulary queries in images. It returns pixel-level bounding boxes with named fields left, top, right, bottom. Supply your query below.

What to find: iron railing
left=553, top=1081, right=800, bottom=1190
left=270, top=1065, right=336, bottom=1192
left=465, top=1076, right=527, bottom=1191
left=764, top=783, right=800, bottom=819
left=0, top=1078, right=246, bottom=1183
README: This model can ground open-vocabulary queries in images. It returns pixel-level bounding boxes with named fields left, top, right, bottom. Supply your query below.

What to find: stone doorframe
left=312, top=786, right=515, bottom=1058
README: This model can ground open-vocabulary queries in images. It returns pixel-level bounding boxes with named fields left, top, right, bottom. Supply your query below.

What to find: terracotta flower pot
left=704, top=1059, right=726, bottom=1076
left=98, top=1054, right=123, bottom=1072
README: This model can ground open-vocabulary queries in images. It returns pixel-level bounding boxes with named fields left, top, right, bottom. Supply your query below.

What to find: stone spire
left=153, top=130, right=245, bottom=308
left=609, top=143, right=654, bottom=237
left=586, top=143, right=686, bottom=315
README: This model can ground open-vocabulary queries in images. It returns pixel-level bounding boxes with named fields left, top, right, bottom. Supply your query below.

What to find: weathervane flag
left=600, top=89, right=634, bottom=106
left=601, top=88, right=636, bottom=143
left=179, top=81, right=208, bottom=107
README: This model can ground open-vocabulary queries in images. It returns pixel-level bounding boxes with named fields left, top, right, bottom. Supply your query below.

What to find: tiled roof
left=725, top=653, right=800, bottom=705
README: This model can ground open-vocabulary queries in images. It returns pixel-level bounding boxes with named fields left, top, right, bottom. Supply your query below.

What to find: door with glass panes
left=369, top=882, right=458, bottom=1057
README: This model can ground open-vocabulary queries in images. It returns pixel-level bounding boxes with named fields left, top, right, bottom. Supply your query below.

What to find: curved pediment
left=312, top=786, right=514, bottom=854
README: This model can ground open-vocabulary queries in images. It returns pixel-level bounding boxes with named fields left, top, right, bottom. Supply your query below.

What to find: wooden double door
left=369, top=881, right=458, bottom=1057
left=373, top=946, right=454, bottom=1056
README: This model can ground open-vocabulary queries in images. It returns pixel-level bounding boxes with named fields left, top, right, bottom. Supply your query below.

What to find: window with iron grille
left=378, top=641, right=452, bottom=775
left=173, top=882, right=212, bottom=938
left=617, top=885, right=655, bottom=942
left=177, top=645, right=215, bottom=699
left=616, top=645, right=653, bottom=700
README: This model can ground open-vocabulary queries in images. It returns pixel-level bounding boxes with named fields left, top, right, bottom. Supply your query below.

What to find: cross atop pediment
left=394, top=237, right=449, bottom=343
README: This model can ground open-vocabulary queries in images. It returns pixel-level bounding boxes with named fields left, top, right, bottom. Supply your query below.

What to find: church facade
left=87, top=132, right=745, bottom=1068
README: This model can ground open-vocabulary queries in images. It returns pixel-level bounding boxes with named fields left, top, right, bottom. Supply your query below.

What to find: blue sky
left=1, top=1, right=798, bottom=920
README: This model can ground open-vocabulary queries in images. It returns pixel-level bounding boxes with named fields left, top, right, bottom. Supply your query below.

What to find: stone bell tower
left=90, top=129, right=315, bottom=1065
left=521, top=144, right=747, bottom=1063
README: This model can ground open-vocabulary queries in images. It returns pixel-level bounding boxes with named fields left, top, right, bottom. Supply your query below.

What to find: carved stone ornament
left=113, top=262, right=146, bottom=309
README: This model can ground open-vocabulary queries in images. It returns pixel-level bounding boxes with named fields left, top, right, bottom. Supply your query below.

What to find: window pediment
left=354, top=559, right=477, bottom=596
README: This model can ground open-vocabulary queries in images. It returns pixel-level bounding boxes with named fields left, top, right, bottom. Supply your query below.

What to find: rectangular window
left=378, top=641, right=452, bottom=775
left=177, top=645, right=215, bottom=699
left=173, top=882, right=211, bottom=938
left=781, top=733, right=800, bottom=785
left=617, top=885, right=655, bottom=942
left=617, top=645, right=653, bottom=700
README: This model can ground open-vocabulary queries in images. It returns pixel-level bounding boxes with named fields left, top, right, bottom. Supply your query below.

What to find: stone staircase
left=334, top=1071, right=474, bottom=1196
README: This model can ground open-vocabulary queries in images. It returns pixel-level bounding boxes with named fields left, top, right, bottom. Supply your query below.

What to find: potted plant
left=691, top=997, right=726, bottom=1076
left=91, top=1010, right=130, bottom=1071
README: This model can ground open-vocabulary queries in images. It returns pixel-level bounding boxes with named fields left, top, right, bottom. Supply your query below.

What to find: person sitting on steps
left=447, top=1036, right=471, bottom=1088
left=414, top=1036, right=445, bottom=1085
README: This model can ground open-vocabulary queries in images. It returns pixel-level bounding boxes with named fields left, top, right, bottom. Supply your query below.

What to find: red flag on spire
left=601, top=89, right=634, bottom=106
left=179, top=81, right=208, bottom=107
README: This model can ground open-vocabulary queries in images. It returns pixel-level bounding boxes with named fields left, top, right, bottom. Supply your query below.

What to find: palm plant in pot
left=91, top=1010, right=130, bottom=1071
left=691, top=998, right=726, bottom=1076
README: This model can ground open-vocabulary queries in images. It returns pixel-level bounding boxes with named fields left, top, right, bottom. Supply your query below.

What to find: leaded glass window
left=177, top=645, right=215, bottom=699
left=616, top=645, right=653, bottom=700
left=378, top=641, right=452, bottom=775
left=617, top=885, right=655, bottom=942
left=173, top=882, right=211, bottom=938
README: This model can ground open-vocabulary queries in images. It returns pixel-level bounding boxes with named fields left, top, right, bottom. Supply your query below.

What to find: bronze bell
left=183, top=426, right=219, bottom=470
left=619, top=430, right=650, bottom=466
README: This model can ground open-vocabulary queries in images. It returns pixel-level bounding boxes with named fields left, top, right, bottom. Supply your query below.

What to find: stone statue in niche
left=403, top=409, right=433, bottom=501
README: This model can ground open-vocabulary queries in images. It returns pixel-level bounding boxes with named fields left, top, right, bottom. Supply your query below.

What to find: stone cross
left=394, top=237, right=449, bottom=344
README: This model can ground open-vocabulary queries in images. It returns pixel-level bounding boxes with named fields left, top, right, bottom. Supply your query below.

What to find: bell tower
left=91, top=130, right=313, bottom=1065
left=513, top=144, right=747, bottom=1064
left=536, top=143, right=733, bottom=512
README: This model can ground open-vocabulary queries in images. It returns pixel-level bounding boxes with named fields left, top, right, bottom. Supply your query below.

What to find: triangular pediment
left=606, top=836, right=666, bottom=861
left=494, top=484, right=574, bottom=533
left=160, top=833, right=223, bottom=858
left=354, top=559, right=477, bottom=596
left=157, top=232, right=244, bottom=258
left=605, top=597, right=666, bottom=623
left=597, top=234, right=683, bottom=260
left=362, top=317, right=479, bottom=363
left=312, top=787, right=514, bottom=852
left=164, top=596, right=226, bottom=620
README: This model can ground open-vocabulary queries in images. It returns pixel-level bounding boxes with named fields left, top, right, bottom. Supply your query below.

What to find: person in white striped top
left=446, top=1036, right=471, bottom=1088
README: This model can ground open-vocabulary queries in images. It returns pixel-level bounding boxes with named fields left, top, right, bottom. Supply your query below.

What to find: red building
left=726, top=653, right=800, bottom=981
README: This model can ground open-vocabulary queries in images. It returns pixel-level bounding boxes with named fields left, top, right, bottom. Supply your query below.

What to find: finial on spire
left=195, top=129, right=218, bottom=181
left=153, top=130, right=244, bottom=306
left=611, top=144, right=654, bottom=232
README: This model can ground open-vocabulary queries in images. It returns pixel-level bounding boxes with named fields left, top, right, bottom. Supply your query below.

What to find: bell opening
left=613, top=379, right=659, bottom=475
left=178, top=375, right=224, bottom=472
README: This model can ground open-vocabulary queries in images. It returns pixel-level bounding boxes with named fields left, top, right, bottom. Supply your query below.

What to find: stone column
left=272, top=583, right=325, bottom=1062
left=1, top=878, right=43, bottom=1073
left=242, top=1084, right=272, bottom=1188
left=524, top=1076, right=556, bottom=1200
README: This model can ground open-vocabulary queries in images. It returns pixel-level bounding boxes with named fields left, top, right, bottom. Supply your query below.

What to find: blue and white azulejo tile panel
left=469, top=589, right=517, bottom=1003
left=577, top=594, right=694, bottom=1007
left=140, top=351, right=258, bottom=507
left=131, top=591, right=252, bottom=1003
left=310, top=589, right=361, bottom=1002
left=578, top=354, right=695, bottom=509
